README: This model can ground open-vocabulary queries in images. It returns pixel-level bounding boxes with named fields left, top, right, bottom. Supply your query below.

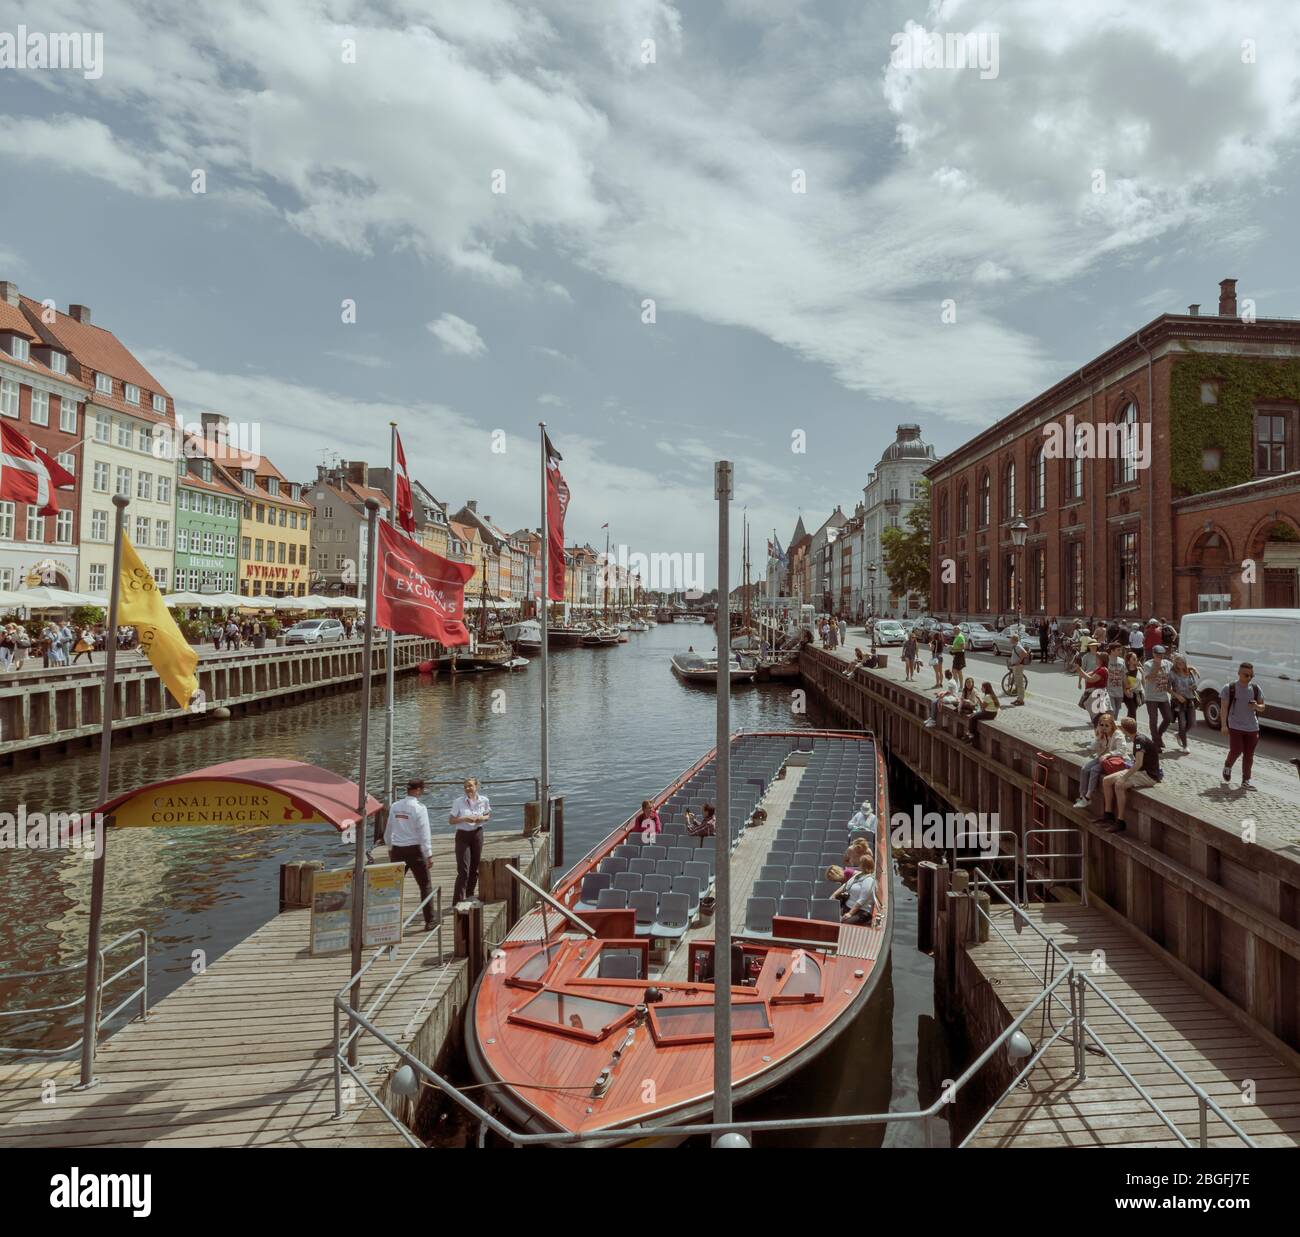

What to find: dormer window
left=266, top=477, right=280, bottom=496
left=289, top=483, right=300, bottom=501
left=49, top=350, right=66, bottom=375
left=152, top=393, right=166, bottom=412
left=125, top=383, right=140, bottom=404
left=200, top=459, right=213, bottom=482
left=95, top=372, right=113, bottom=394
left=8, top=336, right=29, bottom=362
left=242, top=469, right=255, bottom=488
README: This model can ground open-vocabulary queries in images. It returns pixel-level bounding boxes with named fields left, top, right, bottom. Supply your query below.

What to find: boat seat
left=744, top=897, right=776, bottom=939
left=769, top=839, right=795, bottom=854
left=574, top=873, right=612, bottom=912
left=752, top=880, right=782, bottom=901
left=613, top=845, right=637, bottom=859
left=778, top=897, right=810, bottom=919
left=811, top=898, right=841, bottom=923
left=597, top=888, right=629, bottom=910
left=629, top=891, right=659, bottom=936
left=629, top=858, right=657, bottom=877
left=788, top=866, right=816, bottom=884
left=782, top=881, right=812, bottom=901
left=652, top=893, right=691, bottom=939
left=643, top=845, right=667, bottom=862
left=672, top=876, right=702, bottom=914
left=643, top=874, right=673, bottom=897
left=655, top=860, right=684, bottom=879
left=684, top=861, right=711, bottom=890
left=794, top=851, right=820, bottom=868
left=613, top=872, right=643, bottom=893
left=758, top=865, right=787, bottom=883
left=598, top=856, right=629, bottom=876
left=668, top=846, right=694, bottom=866
left=597, top=951, right=643, bottom=980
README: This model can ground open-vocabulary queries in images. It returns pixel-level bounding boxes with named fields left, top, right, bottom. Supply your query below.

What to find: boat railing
left=0, top=928, right=148, bottom=1059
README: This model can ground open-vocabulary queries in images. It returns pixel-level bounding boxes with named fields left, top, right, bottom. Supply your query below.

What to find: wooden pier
left=0, top=829, right=550, bottom=1148
left=960, top=902, right=1300, bottom=1147
left=0, top=636, right=439, bottom=764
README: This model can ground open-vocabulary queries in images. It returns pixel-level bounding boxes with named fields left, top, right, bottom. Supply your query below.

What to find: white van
left=1178, top=609, right=1300, bottom=734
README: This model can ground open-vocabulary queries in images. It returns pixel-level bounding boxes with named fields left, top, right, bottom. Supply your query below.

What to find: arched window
left=978, top=470, right=990, bottom=527
left=1029, top=446, right=1046, bottom=512
left=957, top=481, right=969, bottom=533
left=1115, top=401, right=1139, bottom=486
left=1001, top=459, right=1017, bottom=522
left=938, top=490, right=949, bottom=539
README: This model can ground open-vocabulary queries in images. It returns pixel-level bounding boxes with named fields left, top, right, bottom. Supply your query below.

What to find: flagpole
left=383, top=422, right=397, bottom=837
left=712, top=460, right=733, bottom=1141
left=538, top=423, right=550, bottom=836
left=349, top=497, right=380, bottom=1067
left=78, top=492, right=129, bottom=1088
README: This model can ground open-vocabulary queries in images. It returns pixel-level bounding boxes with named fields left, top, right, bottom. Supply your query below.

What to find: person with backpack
left=1007, top=632, right=1031, bottom=705
left=1168, top=653, right=1201, bottom=750
left=1221, top=663, right=1265, bottom=790
left=1142, top=645, right=1173, bottom=750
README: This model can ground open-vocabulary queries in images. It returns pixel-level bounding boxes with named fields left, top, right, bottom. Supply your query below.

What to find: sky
left=2, top=0, right=1299, bottom=586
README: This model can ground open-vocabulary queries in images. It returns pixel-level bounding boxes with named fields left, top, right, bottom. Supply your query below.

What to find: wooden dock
left=963, top=903, right=1300, bottom=1148
left=0, top=829, right=550, bottom=1148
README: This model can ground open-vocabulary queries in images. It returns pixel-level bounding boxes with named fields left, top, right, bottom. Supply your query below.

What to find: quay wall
left=799, top=647, right=1300, bottom=1059
left=0, top=637, right=439, bottom=766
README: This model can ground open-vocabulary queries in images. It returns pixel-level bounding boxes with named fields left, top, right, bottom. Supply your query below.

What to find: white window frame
left=55, top=510, right=72, bottom=544
left=95, top=372, right=113, bottom=394
left=91, top=509, right=108, bottom=541
left=59, top=395, right=77, bottom=432
left=0, top=378, right=17, bottom=418
left=30, top=389, right=49, bottom=426
left=89, top=564, right=106, bottom=591
left=152, top=393, right=166, bottom=413
left=125, top=383, right=140, bottom=405
left=0, top=501, right=14, bottom=539
left=10, top=336, right=29, bottom=362
left=93, top=461, right=109, bottom=492
left=49, top=351, right=67, bottom=375
left=56, top=451, right=75, bottom=476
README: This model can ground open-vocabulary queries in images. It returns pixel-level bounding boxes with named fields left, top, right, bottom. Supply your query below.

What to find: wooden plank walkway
left=0, top=829, right=549, bottom=1148
left=964, top=903, right=1300, bottom=1147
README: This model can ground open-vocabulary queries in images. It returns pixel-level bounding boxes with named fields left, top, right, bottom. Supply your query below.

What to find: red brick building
left=928, top=279, right=1300, bottom=625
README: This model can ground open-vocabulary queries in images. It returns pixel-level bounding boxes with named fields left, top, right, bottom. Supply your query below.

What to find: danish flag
left=0, top=422, right=76, bottom=516
left=394, top=429, right=416, bottom=535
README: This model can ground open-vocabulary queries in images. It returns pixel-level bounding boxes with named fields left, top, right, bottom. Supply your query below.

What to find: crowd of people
left=0, top=620, right=144, bottom=671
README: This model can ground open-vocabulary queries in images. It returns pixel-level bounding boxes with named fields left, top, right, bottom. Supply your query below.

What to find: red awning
left=95, top=758, right=383, bottom=830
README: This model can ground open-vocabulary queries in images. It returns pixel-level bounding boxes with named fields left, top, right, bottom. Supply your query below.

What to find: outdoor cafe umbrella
left=15, top=586, right=102, bottom=608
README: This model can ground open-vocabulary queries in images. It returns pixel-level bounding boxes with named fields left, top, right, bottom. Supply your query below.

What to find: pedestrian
left=1143, top=617, right=1162, bottom=657
left=1105, top=646, right=1125, bottom=716
left=449, top=775, right=492, bottom=902
left=1168, top=653, right=1201, bottom=751
left=0, top=624, right=12, bottom=672
left=1220, top=662, right=1265, bottom=790
left=962, top=680, right=1001, bottom=745
left=72, top=626, right=95, bottom=664
left=950, top=625, right=967, bottom=677
left=1142, top=645, right=1173, bottom=750
left=1102, top=716, right=1160, bottom=833
left=385, top=777, right=435, bottom=929
left=1122, top=650, right=1144, bottom=720
left=1007, top=633, right=1031, bottom=705
left=1129, top=622, right=1146, bottom=654
left=901, top=629, right=918, bottom=681
left=11, top=623, right=30, bottom=671
left=929, top=629, right=945, bottom=688
left=1038, top=619, right=1049, bottom=662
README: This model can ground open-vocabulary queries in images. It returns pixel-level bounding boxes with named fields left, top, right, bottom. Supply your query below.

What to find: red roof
left=96, top=758, right=383, bottom=829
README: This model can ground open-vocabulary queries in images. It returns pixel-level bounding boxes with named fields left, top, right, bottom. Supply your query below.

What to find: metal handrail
left=1077, top=974, right=1258, bottom=1148
left=0, top=928, right=148, bottom=1058
left=1023, top=826, right=1086, bottom=904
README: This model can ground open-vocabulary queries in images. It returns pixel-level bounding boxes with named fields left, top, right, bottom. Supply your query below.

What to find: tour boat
left=504, top=619, right=543, bottom=654
left=548, top=625, right=587, bottom=648
left=670, top=651, right=756, bottom=684
left=466, top=730, right=890, bottom=1145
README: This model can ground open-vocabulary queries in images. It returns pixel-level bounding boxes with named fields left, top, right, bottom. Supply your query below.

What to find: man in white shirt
left=449, top=776, right=492, bottom=903
left=847, top=802, right=877, bottom=848
left=385, top=778, right=434, bottom=929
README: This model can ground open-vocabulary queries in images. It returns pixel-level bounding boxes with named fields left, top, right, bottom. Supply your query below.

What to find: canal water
left=0, top=622, right=952, bottom=1145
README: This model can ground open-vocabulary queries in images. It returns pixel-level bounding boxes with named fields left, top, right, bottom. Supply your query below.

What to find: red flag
left=1, top=422, right=76, bottom=516
left=544, top=432, right=569, bottom=602
left=374, top=520, right=474, bottom=645
left=394, top=430, right=416, bottom=534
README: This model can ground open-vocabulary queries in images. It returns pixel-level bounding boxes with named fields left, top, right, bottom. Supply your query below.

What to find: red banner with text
left=374, top=520, right=474, bottom=646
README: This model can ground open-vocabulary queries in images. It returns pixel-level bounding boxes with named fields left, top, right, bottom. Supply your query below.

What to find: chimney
left=200, top=411, right=229, bottom=447
left=346, top=460, right=369, bottom=489
left=68, top=304, right=92, bottom=324
left=1188, top=304, right=1200, bottom=316
left=466, top=499, right=478, bottom=513
left=0, top=281, right=18, bottom=307
left=1218, top=279, right=1237, bottom=318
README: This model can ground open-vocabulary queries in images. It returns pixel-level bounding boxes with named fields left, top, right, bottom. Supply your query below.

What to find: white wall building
left=861, top=424, right=937, bottom=618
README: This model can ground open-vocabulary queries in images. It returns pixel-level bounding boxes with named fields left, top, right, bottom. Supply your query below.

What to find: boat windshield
left=509, top=990, right=634, bottom=1040
left=648, top=1001, right=772, bottom=1045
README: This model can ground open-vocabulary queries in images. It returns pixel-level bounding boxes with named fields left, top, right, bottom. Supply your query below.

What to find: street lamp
left=867, top=562, right=877, bottom=619
left=1010, top=516, right=1029, bottom=629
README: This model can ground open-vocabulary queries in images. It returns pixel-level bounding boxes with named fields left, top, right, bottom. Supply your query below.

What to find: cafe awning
left=95, top=758, right=384, bottom=829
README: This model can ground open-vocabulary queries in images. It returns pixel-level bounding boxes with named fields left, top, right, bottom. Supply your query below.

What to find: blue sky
left=2, top=0, right=1298, bottom=583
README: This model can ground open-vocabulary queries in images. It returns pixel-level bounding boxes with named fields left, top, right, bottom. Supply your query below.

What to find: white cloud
left=537, top=393, right=566, bottom=406
left=427, top=314, right=487, bottom=358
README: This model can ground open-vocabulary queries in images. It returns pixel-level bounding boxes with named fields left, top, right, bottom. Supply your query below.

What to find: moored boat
left=466, top=730, right=890, bottom=1144
left=548, top=625, right=587, bottom=647
left=504, top=619, right=542, bottom=654
left=670, top=651, right=756, bottom=684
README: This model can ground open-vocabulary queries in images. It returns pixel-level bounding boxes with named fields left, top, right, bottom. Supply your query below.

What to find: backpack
left=1226, top=682, right=1260, bottom=714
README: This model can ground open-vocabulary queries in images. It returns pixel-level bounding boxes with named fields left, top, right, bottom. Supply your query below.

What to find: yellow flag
left=116, top=533, right=200, bottom=710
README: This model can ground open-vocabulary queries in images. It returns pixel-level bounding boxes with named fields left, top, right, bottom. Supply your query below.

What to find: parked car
left=873, top=620, right=906, bottom=646
left=283, top=618, right=346, bottom=646
left=1178, top=609, right=1300, bottom=733
left=990, top=623, right=1033, bottom=658
left=957, top=621, right=997, bottom=651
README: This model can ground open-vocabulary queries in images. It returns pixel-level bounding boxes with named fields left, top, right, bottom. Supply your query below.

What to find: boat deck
left=661, top=766, right=806, bottom=980
left=964, top=903, right=1300, bottom=1148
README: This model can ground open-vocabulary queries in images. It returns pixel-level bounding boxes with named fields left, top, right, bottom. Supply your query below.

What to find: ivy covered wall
left=1169, top=351, right=1300, bottom=497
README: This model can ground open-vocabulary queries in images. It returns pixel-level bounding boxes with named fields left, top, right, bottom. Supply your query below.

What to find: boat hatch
left=771, top=950, right=823, bottom=1004
left=503, top=942, right=568, bottom=990
left=647, top=1001, right=773, bottom=1047
left=507, top=990, right=636, bottom=1043
left=578, top=942, right=649, bottom=981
